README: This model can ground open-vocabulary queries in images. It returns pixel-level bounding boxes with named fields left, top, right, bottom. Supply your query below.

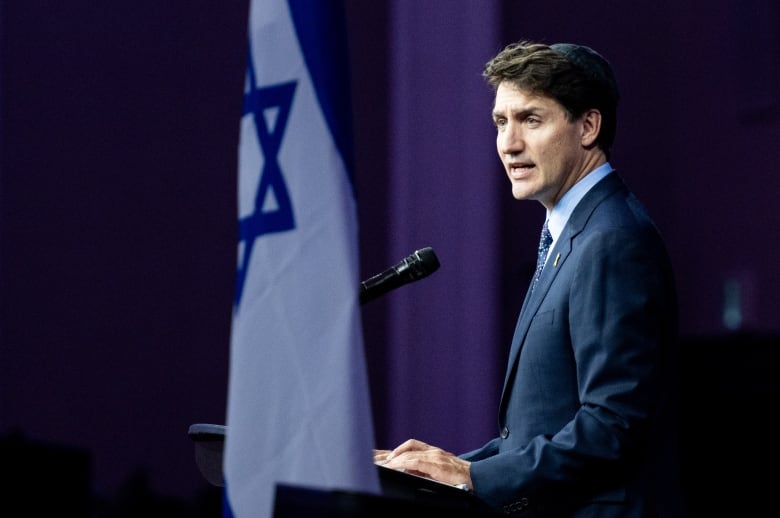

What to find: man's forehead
left=493, top=84, right=559, bottom=112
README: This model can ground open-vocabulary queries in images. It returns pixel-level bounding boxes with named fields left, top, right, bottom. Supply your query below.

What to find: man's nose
left=498, top=124, right=522, bottom=156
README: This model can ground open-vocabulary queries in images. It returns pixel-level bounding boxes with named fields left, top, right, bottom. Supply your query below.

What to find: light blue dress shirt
left=543, top=163, right=614, bottom=264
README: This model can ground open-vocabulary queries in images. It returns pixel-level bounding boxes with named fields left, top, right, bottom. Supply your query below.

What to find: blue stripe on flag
left=287, top=0, right=356, bottom=186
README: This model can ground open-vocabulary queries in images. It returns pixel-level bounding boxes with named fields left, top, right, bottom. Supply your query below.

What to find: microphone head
left=409, top=247, right=440, bottom=279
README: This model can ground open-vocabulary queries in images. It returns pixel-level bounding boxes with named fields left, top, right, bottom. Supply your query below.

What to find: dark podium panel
left=374, top=464, right=495, bottom=516
left=274, top=482, right=498, bottom=518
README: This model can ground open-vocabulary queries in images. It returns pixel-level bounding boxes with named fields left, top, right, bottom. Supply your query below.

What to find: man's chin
left=511, top=186, right=535, bottom=201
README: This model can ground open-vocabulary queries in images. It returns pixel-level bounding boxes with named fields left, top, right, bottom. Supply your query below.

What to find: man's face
left=492, top=82, right=590, bottom=210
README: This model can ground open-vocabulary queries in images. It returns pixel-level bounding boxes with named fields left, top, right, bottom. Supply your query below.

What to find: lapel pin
left=553, top=253, right=560, bottom=267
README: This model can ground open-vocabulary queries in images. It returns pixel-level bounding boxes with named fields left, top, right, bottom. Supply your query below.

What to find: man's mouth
left=509, top=162, right=535, bottom=178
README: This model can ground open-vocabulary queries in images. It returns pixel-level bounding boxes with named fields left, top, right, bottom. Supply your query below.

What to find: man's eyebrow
left=492, top=106, right=543, bottom=119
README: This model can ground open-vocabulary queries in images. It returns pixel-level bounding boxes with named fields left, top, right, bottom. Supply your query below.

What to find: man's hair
left=483, top=41, right=620, bottom=158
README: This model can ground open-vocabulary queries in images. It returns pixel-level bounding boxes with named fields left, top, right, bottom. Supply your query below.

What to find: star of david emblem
left=234, top=47, right=297, bottom=308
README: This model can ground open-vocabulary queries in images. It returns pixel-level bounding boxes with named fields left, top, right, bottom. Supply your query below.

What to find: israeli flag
left=223, top=1, right=380, bottom=516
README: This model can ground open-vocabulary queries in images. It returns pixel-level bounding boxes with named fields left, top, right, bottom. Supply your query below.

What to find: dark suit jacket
left=461, top=173, right=684, bottom=517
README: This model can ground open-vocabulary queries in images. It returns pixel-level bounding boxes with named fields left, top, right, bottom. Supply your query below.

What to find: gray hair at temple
left=483, top=41, right=620, bottom=159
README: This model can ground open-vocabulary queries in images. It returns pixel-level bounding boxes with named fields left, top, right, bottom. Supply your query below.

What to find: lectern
left=188, top=423, right=498, bottom=517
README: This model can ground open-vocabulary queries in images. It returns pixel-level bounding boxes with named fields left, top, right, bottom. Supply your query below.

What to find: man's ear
left=580, top=109, right=602, bottom=148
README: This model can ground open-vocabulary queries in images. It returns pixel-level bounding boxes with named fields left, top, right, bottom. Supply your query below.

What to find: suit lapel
left=498, top=173, right=627, bottom=409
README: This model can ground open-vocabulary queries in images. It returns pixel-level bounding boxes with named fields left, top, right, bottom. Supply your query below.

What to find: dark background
left=1, top=0, right=779, bottom=515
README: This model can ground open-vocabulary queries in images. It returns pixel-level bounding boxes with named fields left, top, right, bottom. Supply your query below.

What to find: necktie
left=532, top=221, right=553, bottom=289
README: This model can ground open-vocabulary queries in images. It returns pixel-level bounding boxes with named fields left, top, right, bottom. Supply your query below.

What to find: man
left=375, top=41, right=684, bottom=516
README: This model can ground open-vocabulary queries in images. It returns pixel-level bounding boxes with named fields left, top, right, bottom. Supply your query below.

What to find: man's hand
left=374, top=439, right=472, bottom=491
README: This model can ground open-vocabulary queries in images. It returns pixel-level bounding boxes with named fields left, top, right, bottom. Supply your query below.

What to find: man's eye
left=494, top=118, right=507, bottom=128
left=526, top=117, right=540, bottom=126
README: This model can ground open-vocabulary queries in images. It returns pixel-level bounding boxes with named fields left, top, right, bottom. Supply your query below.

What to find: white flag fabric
left=223, top=1, right=380, bottom=516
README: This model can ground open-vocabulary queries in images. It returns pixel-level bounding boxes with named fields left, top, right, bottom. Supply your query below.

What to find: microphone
left=359, top=247, right=440, bottom=305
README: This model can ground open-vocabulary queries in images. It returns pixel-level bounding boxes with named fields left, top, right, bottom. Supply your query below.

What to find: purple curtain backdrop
left=1, top=0, right=779, bottom=511
left=379, top=0, right=503, bottom=453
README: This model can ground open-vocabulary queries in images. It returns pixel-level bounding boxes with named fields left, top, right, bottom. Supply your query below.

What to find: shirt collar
left=546, top=163, right=613, bottom=242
